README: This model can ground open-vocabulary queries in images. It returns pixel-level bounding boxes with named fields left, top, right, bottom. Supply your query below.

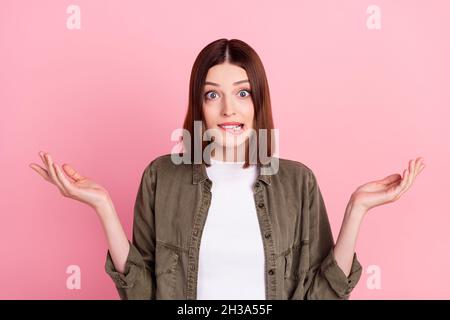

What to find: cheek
left=202, top=105, right=217, bottom=127
left=240, top=101, right=254, bottom=123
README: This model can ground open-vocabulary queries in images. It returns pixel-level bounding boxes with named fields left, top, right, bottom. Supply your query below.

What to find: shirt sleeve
left=104, top=162, right=157, bottom=299
left=302, top=170, right=363, bottom=299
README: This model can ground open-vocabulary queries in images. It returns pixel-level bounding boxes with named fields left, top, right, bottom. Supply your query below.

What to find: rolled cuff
left=104, top=240, right=144, bottom=289
left=320, top=248, right=363, bottom=298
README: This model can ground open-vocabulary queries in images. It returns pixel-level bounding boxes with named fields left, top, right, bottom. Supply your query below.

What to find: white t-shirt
left=196, top=158, right=266, bottom=300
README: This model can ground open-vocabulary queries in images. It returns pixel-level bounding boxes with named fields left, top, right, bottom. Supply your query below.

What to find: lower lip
left=218, top=125, right=244, bottom=135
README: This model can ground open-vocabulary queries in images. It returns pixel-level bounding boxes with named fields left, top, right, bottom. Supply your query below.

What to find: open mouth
left=217, top=123, right=244, bottom=134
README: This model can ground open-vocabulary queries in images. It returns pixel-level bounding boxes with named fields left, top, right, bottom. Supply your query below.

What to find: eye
left=205, top=91, right=219, bottom=100
left=238, top=89, right=251, bottom=98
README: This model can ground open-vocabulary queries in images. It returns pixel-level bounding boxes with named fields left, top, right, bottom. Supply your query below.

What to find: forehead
left=204, top=63, right=249, bottom=85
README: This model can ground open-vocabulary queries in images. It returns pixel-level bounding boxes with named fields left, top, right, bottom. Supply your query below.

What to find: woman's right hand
left=29, top=151, right=112, bottom=212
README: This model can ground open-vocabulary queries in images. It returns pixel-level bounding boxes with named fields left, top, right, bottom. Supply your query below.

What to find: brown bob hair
left=181, top=38, right=275, bottom=168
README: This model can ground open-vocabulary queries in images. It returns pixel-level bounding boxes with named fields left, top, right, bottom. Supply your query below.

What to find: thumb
left=62, top=164, right=85, bottom=182
left=379, top=173, right=401, bottom=185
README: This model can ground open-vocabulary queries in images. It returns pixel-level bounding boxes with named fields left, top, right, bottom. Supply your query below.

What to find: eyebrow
left=204, top=79, right=249, bottom=87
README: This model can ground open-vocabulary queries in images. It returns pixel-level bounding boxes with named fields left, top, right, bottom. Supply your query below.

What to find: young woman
left=29, top=38, right=425, bottom=300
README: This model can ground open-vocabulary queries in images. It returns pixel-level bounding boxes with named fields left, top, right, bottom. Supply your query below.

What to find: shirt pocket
left=285, top=241, right=310, bottom=278
left=155, top=242, right=179, bottom=299
left=283, top=240, right=310, bottom=299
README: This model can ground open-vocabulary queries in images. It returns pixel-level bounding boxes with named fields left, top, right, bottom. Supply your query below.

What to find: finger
left=413, top=161, right=425, bottom=182
left=62, top=164, right=85, bottom=182
left=409, top=158, right=417, bottom=181
left=409, top=158, right=417, bottom=184
left=379, top=174, right=402, bottom=185
left=416, top=158, right=425, bottom=177
left=402, top=168, right=409, bottom=184
left=405, top=159, right=415, bottom=188
left=398, top=161, right=414, bottom=198
left=29, top=163, right=51, bottom=181
left=418, top=163, right=425, bottom=173
left=413, top=157, right=421, bottom=179
left=386, top=176, right=402, bottom=189
left=45, top=153, right=68, bottom=195
left=53, top=163, right=77, bottom=196
left=394, top=168, right=409, bottom=197
left=39, top=151, right=48, bottom=169
left=40, top=151, right=55, bottom=180
left=401, top=157, right=422, bottom=194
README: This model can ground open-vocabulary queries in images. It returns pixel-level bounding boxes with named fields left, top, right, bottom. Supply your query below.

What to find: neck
left=211, top=145, right=246, bottom=163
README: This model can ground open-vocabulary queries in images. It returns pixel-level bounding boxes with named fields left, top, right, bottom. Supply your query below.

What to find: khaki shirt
left=105, top=153, right=362, bottom=299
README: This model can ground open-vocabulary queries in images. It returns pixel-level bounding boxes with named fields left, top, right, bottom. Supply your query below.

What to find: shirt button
left=264, top=232, right=271, bottom=239
left=258, top=202, right=265, bottom=208
left=190, top=265, right=195, bottom=271
left=193, top=229, right=198, bottom=236
left=268, top=269, right=275, bottom=275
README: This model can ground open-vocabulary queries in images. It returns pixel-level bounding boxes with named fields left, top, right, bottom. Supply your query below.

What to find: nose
left=222, top=96, right=236, bottom=116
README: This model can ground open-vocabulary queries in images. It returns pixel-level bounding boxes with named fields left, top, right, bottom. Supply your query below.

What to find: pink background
left=1, top=0, right=449, bottom=299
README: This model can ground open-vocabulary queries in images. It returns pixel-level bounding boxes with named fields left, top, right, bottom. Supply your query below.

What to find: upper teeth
left=220, top=124, right=242, bottom=129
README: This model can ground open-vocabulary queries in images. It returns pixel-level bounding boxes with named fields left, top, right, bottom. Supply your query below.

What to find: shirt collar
left=192, top=159, right=273, bottom=185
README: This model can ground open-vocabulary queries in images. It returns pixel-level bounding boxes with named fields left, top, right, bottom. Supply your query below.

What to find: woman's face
left=202, top=62, right=255, bottom=151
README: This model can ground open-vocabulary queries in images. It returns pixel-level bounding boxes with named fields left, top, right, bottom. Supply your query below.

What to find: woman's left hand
left=350, top=157, right=425, bottom=213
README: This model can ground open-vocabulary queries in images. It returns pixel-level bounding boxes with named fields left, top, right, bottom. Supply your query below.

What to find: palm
left=351, top=157, right=425, bottom=212
left=30, top=151, right=111, bottom=210
left=70, top=176, right=110, bottom=207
